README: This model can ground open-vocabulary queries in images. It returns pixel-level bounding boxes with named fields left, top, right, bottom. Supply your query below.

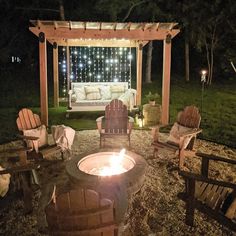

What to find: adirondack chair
left=16, top=108, right=62, bottom=160
left=45, top=186, right=119, bottom=235
left=96, top=99, right=134, bottom=148
left=0, top=160, right=40, bottom=214
left=151, top=105, right=202, bottom=168
left=178, top=152, right=236, bottom=232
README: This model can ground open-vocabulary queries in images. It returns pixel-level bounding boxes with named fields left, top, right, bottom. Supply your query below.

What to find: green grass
left=0, top=77, right=236, bottom=148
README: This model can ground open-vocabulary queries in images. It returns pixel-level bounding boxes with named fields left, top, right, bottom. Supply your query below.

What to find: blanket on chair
left=51, top=125, right=75, bottom=152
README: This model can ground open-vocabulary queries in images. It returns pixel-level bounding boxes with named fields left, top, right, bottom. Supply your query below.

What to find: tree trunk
left=145, top=41, right=153, bottom=83
left=185, top=35, right=190, bottom=82
left=58, top=0, right=65, bottom=20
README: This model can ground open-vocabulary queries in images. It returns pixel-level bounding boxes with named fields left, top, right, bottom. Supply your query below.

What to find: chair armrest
left=179, top=128, right=202, bottom=138
left=179, top=170, right=236, bottom=189
left=196, top=152, right=236, bottom=165
left=17, top=134, right=39, bottom=140
left=0, top=163, right=40, bottom=175
left=96, top=116, right=104, bottom=133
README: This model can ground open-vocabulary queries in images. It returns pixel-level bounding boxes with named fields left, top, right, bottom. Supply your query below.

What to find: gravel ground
left=0, top=129, right=236, bottom=236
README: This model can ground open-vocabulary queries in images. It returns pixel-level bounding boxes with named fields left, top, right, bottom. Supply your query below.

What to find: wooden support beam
left=47, top=39, right=140, bottom=47
left=66, top=46, right=70, bottom=108
left=161, top=35, right=172, bottom=125
left=53, top=43, right=59, bottom=107
left=29, top=27, right=180, bottom=41
left=39, top=33, right=48, bottom=126
left=136, top=44, right=143, bottom=105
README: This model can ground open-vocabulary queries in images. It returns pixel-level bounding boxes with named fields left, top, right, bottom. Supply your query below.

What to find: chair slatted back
left=45, top=188, right=118, bottom=235
left=16, top=108, right=41, bottom=131
left=105, top=99, right=128, bottom=134
left=177, top=105, right=201, bottom=128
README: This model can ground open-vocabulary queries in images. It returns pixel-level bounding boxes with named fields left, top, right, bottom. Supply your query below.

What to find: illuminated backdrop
left=59, top=46, right=133, bottom=96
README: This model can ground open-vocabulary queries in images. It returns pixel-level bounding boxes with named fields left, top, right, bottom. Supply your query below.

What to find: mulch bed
left=0, top=130, right=236, bottom=236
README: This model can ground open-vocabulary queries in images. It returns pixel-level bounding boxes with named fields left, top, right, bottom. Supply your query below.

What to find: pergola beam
left=29, top=27, right=179, bottom=41
left=47, top=39, right=146, bottom=47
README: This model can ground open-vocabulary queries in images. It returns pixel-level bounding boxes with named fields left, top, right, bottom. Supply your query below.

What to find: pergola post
left=66, top=46, right=70, bottom=108
left=161, top=35, right=172, bottom=125
left=136, top=44, right=143, bottom=105
left=53, top=42, right=59, bottom=107
left=39, top=32, right=48, bottom=126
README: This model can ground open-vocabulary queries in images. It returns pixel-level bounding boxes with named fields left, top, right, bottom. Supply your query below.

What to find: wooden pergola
left=29, top=20, right=180, bottom=126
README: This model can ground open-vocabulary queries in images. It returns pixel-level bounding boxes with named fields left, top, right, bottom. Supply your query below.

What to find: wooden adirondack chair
left=151, top=105, right=202, bottom=168
left=16, top=108, right=62, bottom=160
left=96, top=99, right=134, bottom=148
left=178, top=152, right=236, bottom=232
left=45, top=186, right=119, bottom=235
left=0, top=160, right=40, bottom=214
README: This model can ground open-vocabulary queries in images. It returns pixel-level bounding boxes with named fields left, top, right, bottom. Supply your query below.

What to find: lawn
left=0, top=77, right=235, bottom=148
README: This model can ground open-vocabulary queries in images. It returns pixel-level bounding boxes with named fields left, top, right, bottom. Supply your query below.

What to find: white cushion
left=110, top=85, right=125, bottom=93
left=119, top=90, right=132, bottom=107
left=23, top=124, right=48, bottom=149
left=74, top=87, right=86, bottom=101
left=100, top=85, right=111, bottom=100
left=167, top=122, right=193, bottom=148
left=0, top=165, right=10, bottom=197
left=86, top=92, right=101, bottom=100
left=85, top=86, right=101, bottom=100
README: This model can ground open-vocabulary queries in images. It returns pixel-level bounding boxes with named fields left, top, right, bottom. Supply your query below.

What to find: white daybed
left=68, top=82, right=137, bottom=112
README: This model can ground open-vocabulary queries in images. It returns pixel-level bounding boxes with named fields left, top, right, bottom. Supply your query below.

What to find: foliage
left=145, top=91, right=160, bottom=102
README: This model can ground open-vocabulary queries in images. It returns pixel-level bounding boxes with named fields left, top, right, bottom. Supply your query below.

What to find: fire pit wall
left=66, top=150, right=147, bottom=223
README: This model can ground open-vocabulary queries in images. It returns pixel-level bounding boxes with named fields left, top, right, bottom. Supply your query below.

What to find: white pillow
left=86, top=92, right=101, bottom=100
left=85, top=86, right=101, bottom=100
left=110, top=85, right=125, bottom=93
left=167, top=122, right=193, bottom=148
left=0, top=165, right=10, bottom=197
left=100, top=85, right=111, bottom=100
left=23, top=124, right=48, bottom=149
left=74, top=87, right=86, bottom=101
left=119, top=91, right=131, bottom=107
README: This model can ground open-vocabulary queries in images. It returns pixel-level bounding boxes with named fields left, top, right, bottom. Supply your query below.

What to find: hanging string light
left=59, top=43, right=133, bottom=89
left=60, top=46, right=67, bottom=97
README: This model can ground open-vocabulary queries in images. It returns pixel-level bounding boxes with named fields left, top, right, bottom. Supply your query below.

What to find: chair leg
left=179, top=149, right=185, bottom=169
left=20, top=172, right=33, bottom=214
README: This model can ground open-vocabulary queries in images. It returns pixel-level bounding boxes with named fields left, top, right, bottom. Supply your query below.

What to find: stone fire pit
left=66, top=150, right=147, bottom=222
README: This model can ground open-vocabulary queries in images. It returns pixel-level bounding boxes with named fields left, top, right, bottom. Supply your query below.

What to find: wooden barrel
left=143, top=103, right=161, bottom=126
left=45, top=187, right=118, bottom=236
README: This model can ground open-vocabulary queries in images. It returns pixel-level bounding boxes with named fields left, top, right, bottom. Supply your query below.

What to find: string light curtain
left=59, top=46, right=133, bottom=96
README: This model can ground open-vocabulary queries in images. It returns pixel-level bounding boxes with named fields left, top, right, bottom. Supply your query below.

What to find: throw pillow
left=110, top=85, right=125, bottom=93
left=74, top=87, right=86, bottom=101
left=0, top=165, right=10, bottom=197
left=119, top=90, right=131, bottom=107
left=111, top=92, right=123, bottom=99
left=85, top=86, right=101, bottom=100
left=167, top=122, right=193, bottom=148
left=100, top=85, right=111, bottom=100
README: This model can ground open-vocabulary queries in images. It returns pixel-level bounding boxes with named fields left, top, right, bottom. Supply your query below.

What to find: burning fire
left=90, top=149, right=127, bottom=176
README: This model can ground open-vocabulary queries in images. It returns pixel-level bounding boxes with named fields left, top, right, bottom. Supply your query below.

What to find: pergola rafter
left=29, top=20, right=180, bottom=126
